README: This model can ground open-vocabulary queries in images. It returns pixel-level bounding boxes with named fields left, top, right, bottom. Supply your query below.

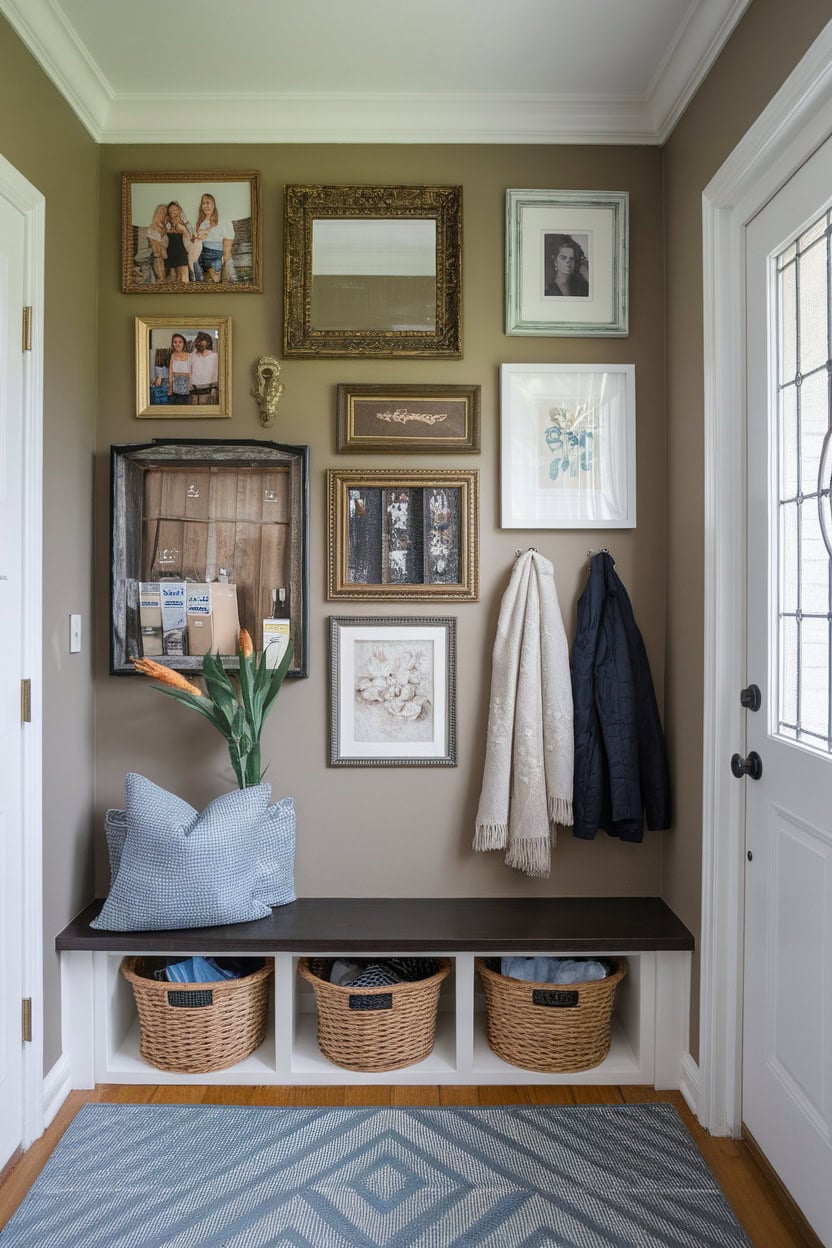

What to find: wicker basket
left=121, top=956, right=272, bottom=1074
left=298, top=958, right=450, bottom=1072
left=476, top=958, right=627, bottom=1073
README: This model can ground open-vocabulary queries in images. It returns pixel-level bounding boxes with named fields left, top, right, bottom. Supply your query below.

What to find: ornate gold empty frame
left=284, top=185, right=462, bottom=358
left=327, top=468, right=478, bottom=600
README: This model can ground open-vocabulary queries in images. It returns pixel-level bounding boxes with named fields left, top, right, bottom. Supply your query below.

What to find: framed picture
left=329, top=616, right=456, bottom=766
left=135, top=317, right=231, bottom=418
left=336, top=383, right=480, bottom=453
left=505, top=189, right=628, bottom=336
left=327, top=468, right=478, bottom=600
left=500, top=363, right=636, bottom=529
left=283, top=184, right=462, bottom=358
left=121, top=171, right=261, bottom=293
left=110, top=439, right=310, bottom=678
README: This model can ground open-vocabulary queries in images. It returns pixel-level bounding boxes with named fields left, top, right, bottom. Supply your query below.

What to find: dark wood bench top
left=56, top=897, right=694, bottom=954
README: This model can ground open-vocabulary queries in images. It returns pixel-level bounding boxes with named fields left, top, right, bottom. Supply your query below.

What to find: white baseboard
left=42, top=1053, right=72, bottom=1129
left=679, top=1052, right=701, bottom=1119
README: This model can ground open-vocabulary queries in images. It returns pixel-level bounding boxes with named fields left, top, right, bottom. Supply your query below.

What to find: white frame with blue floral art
left=329, top=616, right=456, bottom=766
left=500, top=363, right=636, bottom=529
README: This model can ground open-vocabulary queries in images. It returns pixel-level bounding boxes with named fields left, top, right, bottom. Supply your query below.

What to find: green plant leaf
left=202, top=652, right=236, bottom=696
left=253, top=641, right=273, bottom=707
left=238, top=646, right=256, bottom=734
left=204, top=679, right=240, bottom=733
left=260, top=639, right=294, bottom=720
left=151, top=685, right=230, bottom=739
left=201, top=658, right=241, bottom=732
left=230, top=703, right=249, bottom=743
left=238, top=739, right=261, bottom=788
left=226, top=737, right=245, bottom=789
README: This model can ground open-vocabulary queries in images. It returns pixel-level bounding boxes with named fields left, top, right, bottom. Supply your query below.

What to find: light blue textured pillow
left=259, top=797, right=296, bottom=908
left=93, top=774, right=280, bottom=931
left=101, top=796, right=295, bottom=911
left=103, top=808, right=128, bottom=880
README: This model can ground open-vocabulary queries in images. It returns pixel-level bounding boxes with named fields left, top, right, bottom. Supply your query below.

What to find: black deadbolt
left=740, top=684, right=762, bottom=711
left=731, top=752, right=763, bottom=780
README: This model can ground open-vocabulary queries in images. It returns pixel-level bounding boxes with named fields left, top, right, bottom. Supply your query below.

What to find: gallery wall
left=0, top=16, right=99, bottom=1070
left=95, top=143, right=668, bottom=901
left=5, top=0, right=828, bottom=1075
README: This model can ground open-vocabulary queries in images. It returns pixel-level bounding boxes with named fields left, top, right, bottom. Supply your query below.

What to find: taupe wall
left=10, top=0, right=818, bottom=1072
left=0, top=17, right=98, bottom=1069
left=95, top=144, right=667, bottom=900
left=662, top=0, right=831, bottom=1056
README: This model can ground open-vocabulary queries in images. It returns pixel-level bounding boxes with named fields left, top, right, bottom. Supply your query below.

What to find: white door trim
left=700, top=18, right=832, bottom=1137
left=0, top=153, right=45, bottom=1148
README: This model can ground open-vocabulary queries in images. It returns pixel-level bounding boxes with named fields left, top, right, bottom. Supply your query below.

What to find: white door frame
left=0, top=152, right=44, bottom=1149
left=700, top=20, right=832, bottom=1137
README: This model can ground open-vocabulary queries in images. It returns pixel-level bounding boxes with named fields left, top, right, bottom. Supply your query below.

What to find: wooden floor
left=0, top=1084, right=818, bottom=1247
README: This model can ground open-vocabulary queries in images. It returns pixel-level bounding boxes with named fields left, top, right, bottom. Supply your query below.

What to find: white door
left=744, top=132, right=832, bottom=1245
left=0, top=192, right=26, bottom=1170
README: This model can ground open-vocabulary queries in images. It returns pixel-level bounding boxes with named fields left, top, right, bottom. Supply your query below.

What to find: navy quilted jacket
left=571, top=553, right=671, bottom=842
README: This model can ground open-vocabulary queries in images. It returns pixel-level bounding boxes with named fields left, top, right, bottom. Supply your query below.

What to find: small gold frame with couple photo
left=135, top=316, right=232, bottom=419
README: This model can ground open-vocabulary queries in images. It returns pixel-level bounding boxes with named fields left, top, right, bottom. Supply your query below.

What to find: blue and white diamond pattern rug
left=0, top=1103, right=751, bottom=1247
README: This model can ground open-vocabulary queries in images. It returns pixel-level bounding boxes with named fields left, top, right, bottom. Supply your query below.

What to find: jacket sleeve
left=595, top=588, right=644, bottom=841
left=571, top=563, right=606, bottom=839
left=616, top=580, right=672, bottom=831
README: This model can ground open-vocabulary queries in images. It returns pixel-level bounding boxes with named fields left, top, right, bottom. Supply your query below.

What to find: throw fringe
left=549, top=795, right=574, bottom=828
left=473, top=823, right=508, bottom=852
left=505, top=837, right=551, bottom=879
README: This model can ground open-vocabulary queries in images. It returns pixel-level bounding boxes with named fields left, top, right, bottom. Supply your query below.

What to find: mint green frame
left=505, top=189, right=628, bottom=337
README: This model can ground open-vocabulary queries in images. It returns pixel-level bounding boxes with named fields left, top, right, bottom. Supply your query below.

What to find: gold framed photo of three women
left=135, top=317, right=231, bottom=419
left=121, top=171, right=262, bottom=293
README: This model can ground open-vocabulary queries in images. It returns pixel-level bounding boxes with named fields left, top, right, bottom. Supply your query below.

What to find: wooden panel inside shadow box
left=140, top=465, right=291, bottom=652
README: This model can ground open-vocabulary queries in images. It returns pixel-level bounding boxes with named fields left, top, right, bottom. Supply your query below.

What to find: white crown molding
left=0, top=0, right=111, bottom=140
left=103, top=91, right=658, bottom=145
left=1, top=0, right=750, bottom=145
left=648, top=0, right=753, bottom=143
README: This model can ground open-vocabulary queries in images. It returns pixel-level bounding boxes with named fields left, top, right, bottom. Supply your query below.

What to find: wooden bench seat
left=57, top=896, right=694, bottom=954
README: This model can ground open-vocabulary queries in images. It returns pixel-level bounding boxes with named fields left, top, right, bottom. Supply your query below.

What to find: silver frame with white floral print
left=329, top=616, right=456, bottom=766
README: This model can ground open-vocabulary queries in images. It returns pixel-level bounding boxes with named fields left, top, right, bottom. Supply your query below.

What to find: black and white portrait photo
left=543, top=232, right=590, bottom=298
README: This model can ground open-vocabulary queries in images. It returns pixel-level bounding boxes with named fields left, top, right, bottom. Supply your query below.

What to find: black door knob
left=731, top=752, right=763, bottom=780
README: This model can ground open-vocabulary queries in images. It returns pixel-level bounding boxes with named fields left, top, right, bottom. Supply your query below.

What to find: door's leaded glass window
left=776, top=206, right=832, bottom=751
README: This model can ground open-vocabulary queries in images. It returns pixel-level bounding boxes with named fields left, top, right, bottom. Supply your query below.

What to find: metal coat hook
left=586, top=546, right=611, bottom=569
left=514, top=546, right=537, bottom=559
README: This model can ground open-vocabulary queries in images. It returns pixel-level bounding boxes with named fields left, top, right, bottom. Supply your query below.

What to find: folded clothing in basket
left=328, top=958, right=441, bottom=988
left=163, top=956, right=238, bottom=983
left=500, top=956, right=610, bottom=983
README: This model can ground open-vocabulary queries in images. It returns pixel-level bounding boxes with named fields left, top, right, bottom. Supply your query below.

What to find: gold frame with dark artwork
left=121, top=170, right=262, bottom=293
left=327, top=468, right=478, bottom=601
left=284, top=184, right=462, bottom=358
left=336, top=383, right=480, bottom=453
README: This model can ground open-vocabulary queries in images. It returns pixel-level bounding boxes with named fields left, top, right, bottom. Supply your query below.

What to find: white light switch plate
left=69, top=614, right=82, bottom=653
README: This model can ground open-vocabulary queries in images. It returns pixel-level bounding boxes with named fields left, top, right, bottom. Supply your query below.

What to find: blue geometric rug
left=0, top=1103, right=751, bottom=1247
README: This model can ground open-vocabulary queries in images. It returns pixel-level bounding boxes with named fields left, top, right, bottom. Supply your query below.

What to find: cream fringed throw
left=474, top=551, right=574, bottom=878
